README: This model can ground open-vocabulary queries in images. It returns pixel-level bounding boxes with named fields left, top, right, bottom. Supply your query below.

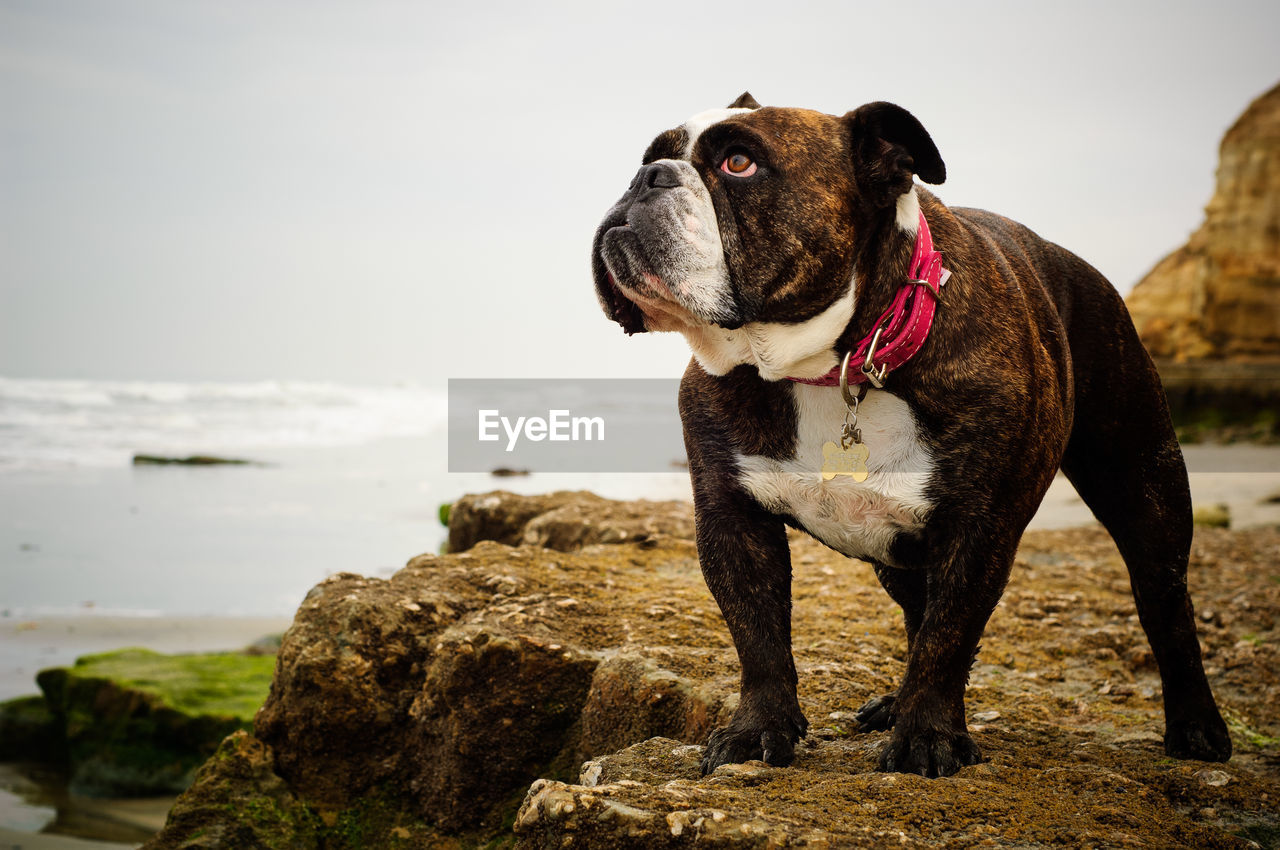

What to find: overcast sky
left=1, top=1, right=1277, bottom=385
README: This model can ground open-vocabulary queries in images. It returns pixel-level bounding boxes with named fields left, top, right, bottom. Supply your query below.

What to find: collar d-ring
left=838, top=351, right=868, bottom=408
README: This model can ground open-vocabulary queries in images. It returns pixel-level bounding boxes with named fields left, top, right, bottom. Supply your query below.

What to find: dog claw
left=700, top=713, right=808, bottom=775
left=855, top=693, right=897, bottom=732
left=879, top=727, right=981, bottom=778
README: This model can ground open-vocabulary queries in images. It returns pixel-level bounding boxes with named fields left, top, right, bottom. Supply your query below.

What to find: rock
left=145, top=731, right=321, bottom=850
left=131, top=454, right=254, bottom=466
left=246, top=535, right=719, bottom=836
left=513, top=738, right=845, bottom=849
left=409, top=624, right=598, bottom=830
left=1127, top=82, right=1280, bottom=361
left=1196, top=769, right=1233, bottom=788
left=446, top=490, right=594, bottom=550
left=243, top=633, right=284, bottom=656
left=143, top=499, right=1280, bottom=849
left=35, top=648, right=275, bottom=796
left=446, top=490, right=694, bottom=552
left=252, top=565, right=498, bottom=817
left=514, top=735, right=1247, bottom=849
left=576, top=653, right=722, bottom=764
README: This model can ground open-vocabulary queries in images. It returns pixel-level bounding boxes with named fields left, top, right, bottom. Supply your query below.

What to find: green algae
left=50, top=648, right=275, bottom=719
left=33, top=648, right=277, bottom=796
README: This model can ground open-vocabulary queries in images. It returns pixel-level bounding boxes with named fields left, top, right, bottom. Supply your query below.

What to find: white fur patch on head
left=682, top=107, right=754, bottom=159
left=896, top=186, right=920, bottom=233
left=680, top=279, right=856, bottom=381
left=735, top=383, right=934, bottom=565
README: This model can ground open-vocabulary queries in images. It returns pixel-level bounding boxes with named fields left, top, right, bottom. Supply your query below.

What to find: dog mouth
left=593, top=221, right=693, bottom=334
left=592, top=164, right=744, bottom=334
left=595, top=219, right=741, bottom=335
left=604, top=270, right=649, bottom=335
left=592, top=222, right=648, bottom=334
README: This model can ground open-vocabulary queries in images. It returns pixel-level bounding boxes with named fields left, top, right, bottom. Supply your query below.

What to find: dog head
left=592, top=93, right=945, bottom=380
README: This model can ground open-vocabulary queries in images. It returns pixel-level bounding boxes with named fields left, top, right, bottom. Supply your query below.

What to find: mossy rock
left=147, top=732, right=463, bottom=850
left=132, top=454, right=253, bottom=466
left=0, top=694, right=62, bottom=762
left=36, top=648, right=276, bottom=797
left=147, top=731, right=322, bottom=850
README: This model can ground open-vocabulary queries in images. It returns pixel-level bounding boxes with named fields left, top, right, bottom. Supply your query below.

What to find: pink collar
left=789, top=210, right=949, bottom=389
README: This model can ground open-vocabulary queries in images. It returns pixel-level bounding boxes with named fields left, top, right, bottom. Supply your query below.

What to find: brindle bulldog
left=591, top=92, right=1232, bottom=777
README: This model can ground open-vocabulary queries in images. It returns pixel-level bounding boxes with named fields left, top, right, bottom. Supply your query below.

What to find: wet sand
left=0, top=827, right=139, bottom=849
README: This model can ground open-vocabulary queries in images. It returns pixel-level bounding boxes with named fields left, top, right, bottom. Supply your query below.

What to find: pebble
left=1195, top=769, right=1232, bottom=787
left=579, top=761, right=603, bottom=787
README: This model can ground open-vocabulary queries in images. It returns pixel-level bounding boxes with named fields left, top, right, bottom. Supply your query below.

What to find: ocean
left=0, top=377, right=692, bottom=620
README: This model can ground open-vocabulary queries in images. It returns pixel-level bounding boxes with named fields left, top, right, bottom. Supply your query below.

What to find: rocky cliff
left=1127, top=81, right=1280, bottom=362
left=145, top=492, right=1280, bottom=849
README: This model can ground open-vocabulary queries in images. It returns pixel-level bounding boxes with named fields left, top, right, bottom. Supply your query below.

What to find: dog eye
left=720, top=152, right=757, bottom=177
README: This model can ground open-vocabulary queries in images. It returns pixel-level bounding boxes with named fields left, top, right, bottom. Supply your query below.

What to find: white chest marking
left=735, top=384, right=935, bottom=565
left=680, top=280, right=856, bottom=381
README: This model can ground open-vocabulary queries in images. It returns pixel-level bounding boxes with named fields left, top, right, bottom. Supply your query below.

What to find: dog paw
left=699, top=710, right=808, bottom=775
left=878, top=727, right=981, bottom=778
left=855, top=693, right=897, bottom=731
left=1165, top=714, right=1232, bottom=762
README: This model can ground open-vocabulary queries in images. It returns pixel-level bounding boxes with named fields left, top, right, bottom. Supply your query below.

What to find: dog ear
left=845, top=102, right=945, bottom=207
left=727, top=91, right=761, bottom=109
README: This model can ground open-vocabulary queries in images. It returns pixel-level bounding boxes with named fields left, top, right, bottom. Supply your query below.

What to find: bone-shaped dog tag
left=821, top=440, right=869, bottom=482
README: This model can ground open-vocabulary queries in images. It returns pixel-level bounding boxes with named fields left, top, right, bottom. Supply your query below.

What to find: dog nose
left=631, top=162, right=681, bottom=198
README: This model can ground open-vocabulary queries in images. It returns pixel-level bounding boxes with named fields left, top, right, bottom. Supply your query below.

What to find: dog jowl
left=592, top=92, right=1231, bottom=777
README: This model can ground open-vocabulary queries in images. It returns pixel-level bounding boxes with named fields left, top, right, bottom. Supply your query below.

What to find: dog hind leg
left=855, top=563, right=927, bottom=732
left=1061, top=315, right=1231, bottom=762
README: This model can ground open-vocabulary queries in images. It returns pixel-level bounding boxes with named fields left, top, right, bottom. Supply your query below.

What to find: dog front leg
left=694, top=491, right=808, bottom=775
